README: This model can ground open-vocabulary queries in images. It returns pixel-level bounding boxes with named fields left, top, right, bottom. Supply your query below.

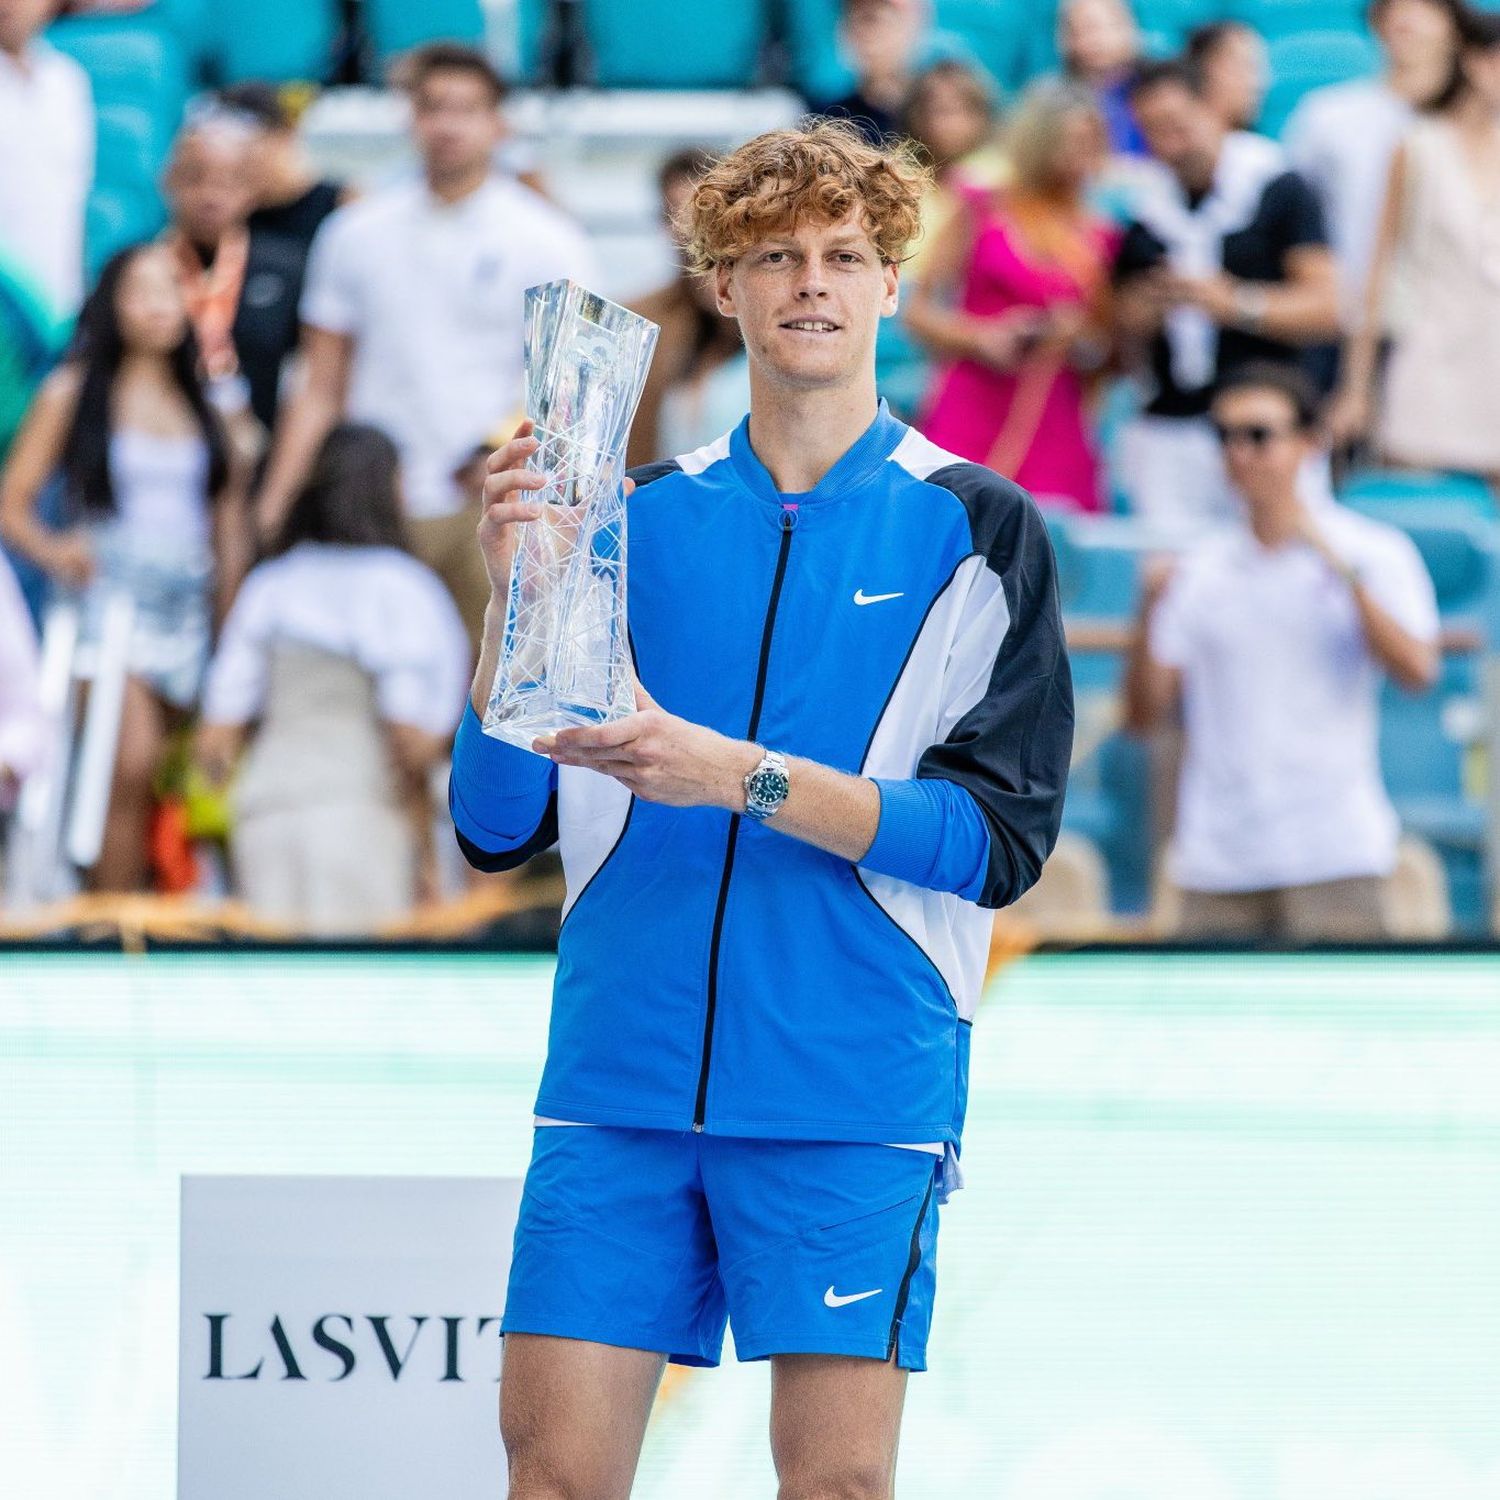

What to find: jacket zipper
left=693, top=503, right=798, bottom=1131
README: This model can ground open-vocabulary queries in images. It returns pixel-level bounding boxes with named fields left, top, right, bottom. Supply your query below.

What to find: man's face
left=1060, top=0, right=1138, bottom=78
left=1202, top=27, right=1268, bottom=130
left=0, top=0, right=53, bottom=54
left=239, top=124, right=288, bottom=207
left=1211, top=386, right=1312, bottom=508
left=411, top=71, right=504, bottom=181
left=714, top=209, right=897, bottom=393
left=1375, top=0, right=1460, bottom=71
left=165, top=130, right=256, bottom=244
left=842, top=0, right=924, bottom=78
left=1133, top=80, right=1223, bottom=186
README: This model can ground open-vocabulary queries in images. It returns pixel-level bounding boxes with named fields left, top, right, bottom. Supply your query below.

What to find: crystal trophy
left=483, top=280, right=659, bottom=751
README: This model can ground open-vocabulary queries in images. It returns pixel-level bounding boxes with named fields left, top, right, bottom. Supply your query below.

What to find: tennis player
left=452, top=120, right=1074, bottom=1498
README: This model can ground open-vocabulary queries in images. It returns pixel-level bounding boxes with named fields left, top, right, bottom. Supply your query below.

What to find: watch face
left=751, top=767, right=790, bottom=806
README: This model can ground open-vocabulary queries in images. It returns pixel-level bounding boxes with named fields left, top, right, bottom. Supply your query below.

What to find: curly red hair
left=681, top=119, right=930, bottom=272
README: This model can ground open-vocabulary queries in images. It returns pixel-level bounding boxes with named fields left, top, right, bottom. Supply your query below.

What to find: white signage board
left=178, top=1175, right=521, bottom=1499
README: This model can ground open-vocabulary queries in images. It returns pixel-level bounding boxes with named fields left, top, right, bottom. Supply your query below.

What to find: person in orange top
left=161, top=103, right=304, bottom=432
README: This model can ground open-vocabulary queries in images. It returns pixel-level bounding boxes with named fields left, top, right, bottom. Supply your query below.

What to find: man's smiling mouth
left=780, top=319, right=840, bottom=332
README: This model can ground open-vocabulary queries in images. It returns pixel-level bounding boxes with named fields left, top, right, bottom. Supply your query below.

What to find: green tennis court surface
left=3, top=952, right=1497, bottom=1497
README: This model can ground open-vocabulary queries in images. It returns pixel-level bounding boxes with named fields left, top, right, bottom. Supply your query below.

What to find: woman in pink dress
left=906, top=81, right=1119, bottom=513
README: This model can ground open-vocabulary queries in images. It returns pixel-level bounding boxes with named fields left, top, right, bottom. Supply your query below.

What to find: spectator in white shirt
left=254, top=42, right=596, bottom=644
left=1124, top=363, right=1440, bottom=941
left=0, top=0, right=93, bottom=319
left=1283, top=0, right=1463, bottom=329
left=196, top=423, right=471, bottom=934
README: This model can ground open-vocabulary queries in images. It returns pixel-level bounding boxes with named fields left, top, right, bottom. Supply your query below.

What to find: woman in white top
left=195, top=423, right=471, bottom=933
left=0, top=241, right=250, bottom=891
left=1334, top=10, right=1500, bottom=481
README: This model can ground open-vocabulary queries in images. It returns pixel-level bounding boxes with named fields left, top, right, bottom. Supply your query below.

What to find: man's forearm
left=1350, top=582, right=1438, bottom=691
left=723, top=745, right=986, bottom=894
left=1224, top=276, right=1339, bottom=343
left=761, top=752, right=881, bottom=862
left=470, top=588, right=505, bottom=717
left=255, top=388, right=341, bottom=535
left=541, top=708, right=990, bottom=886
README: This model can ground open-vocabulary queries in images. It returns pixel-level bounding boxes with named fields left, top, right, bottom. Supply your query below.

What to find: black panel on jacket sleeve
left=448, top=778, right=560, bottom=873
left=625, top=458, right=684, bottom=489
left=917, top=464, right=1075, bottom=910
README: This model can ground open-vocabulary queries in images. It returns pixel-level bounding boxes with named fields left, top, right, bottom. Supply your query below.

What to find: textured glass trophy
left=483, top=280, right=659, bottom=751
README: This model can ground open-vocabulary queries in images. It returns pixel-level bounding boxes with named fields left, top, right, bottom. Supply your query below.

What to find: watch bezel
left=744, top=751, right=790, bottom=820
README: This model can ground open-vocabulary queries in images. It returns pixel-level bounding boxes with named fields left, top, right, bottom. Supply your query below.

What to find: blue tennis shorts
left=500, top=1126, right=941, bottom=1371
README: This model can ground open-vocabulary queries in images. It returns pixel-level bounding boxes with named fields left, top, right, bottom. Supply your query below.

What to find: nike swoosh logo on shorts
left=853, top=589, right=903, bottom=606
left=824, top=1285, right=883, bottom=1307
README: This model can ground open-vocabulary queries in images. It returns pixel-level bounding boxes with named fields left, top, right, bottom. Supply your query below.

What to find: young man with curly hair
left=453, top=119, right=1074, bottom=1497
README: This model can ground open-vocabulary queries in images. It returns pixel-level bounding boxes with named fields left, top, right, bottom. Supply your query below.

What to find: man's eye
left=837, top=253, right=861, bottom=264
left=763, top=251, right=787, bottom=264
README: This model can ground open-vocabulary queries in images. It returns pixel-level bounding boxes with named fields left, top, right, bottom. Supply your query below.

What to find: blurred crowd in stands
left=1, top=0, right=1498, bottom=940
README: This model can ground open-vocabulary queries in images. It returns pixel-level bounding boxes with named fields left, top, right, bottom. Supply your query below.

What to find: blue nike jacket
left=451, top=401, right=1072, bottom=1151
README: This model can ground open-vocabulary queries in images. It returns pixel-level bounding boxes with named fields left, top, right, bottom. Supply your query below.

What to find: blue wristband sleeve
left=448, top=701, right=556, bottom=852
left=861, top=777, right=991, bottom=901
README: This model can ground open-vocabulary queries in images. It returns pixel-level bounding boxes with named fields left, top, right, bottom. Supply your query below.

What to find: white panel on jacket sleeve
left=675, top=430, right=733, bottom=476
left=861, top=554, right=1008, bottom=779
left=857, top=552, right=1009, bottom=1021
left=557, top=765, right=632, bottom=919
left=854, top=881, right=993, bottom=1022
left=887, top=426, right=966, bottom=482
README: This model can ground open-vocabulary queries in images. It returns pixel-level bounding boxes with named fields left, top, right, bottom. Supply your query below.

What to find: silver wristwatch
left=742, top=749, right=790, bottom=823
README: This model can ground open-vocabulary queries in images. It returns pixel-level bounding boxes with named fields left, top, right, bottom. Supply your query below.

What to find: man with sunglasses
left=1124, top=363, right=1439, bottom=941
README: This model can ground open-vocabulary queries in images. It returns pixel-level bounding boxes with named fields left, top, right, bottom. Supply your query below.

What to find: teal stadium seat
left=1227, top=0, right=1367, bottom=39
left=87, top=102, right=167, bottom=267
left=932, top=0, right=1037, bottom=93
left=146, top=0, right=217, bottom=81
left=365, top=0, right=485, bottom=69
left=0, top=255, right=63, bottom=454
left=875, top=317, right=930, bottom=423
left=93, top=102, right=159, bottom=189
left=1340, top=467, right=1498, bottom=523
left=1348, top=504, right=1500, bottom=932
left=783, top=0, right=1012, bottom=110
left=781, top=0, right=856, bottom=101
left=583, top=0, right=769, bottom=88
left=1132, top=0, right=1223, bottom=53
left=1260, top=29, right=1381, bottom=135
left=212, top=0, right=338, bottom=84
left=1047, top=517, right=1153, bottom=913
left=48, top=15, right=189, bottom=121
left=48, top=17, right=186, bottom=271
left=83, top=187, right=166, bottom=278
left=512, top=0, right=545, bottom=82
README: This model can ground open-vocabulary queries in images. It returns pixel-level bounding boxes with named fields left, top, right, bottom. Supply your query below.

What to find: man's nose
left=794, top=261, right=829, bottom=298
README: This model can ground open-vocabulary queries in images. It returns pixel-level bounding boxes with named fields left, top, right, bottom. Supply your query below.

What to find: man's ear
left=881, top=259, right=900, bottom=318
left=714, top=261, right=736, bottom=318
